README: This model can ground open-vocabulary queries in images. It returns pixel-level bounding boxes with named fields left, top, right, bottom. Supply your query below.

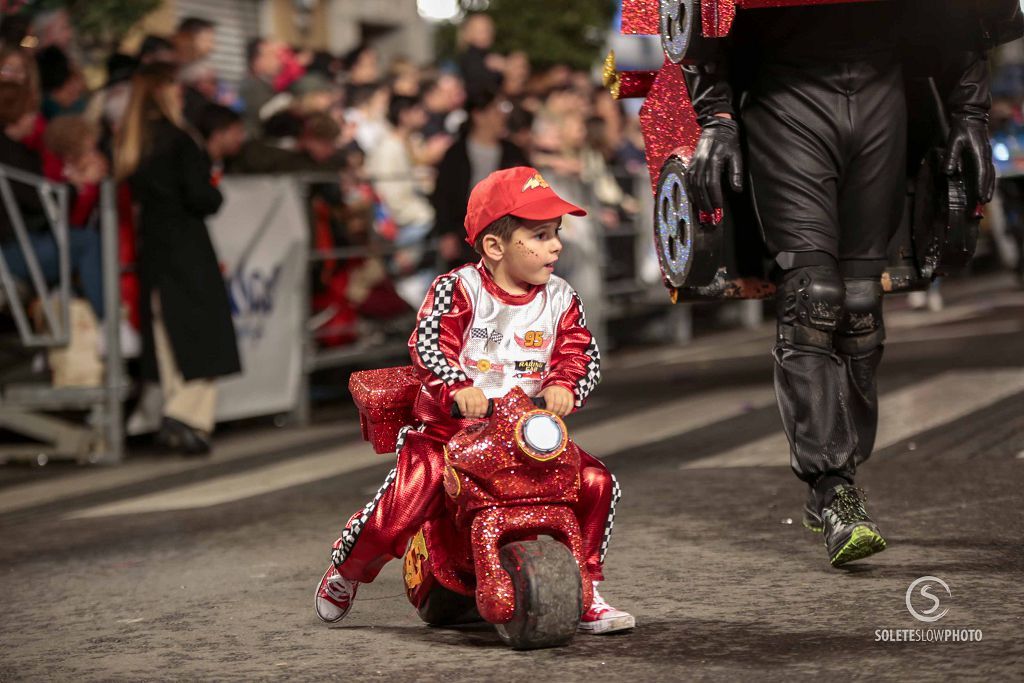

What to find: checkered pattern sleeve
left=408, top=273, right=474, bottom=408
left=542, top=289, right=601, bottom=410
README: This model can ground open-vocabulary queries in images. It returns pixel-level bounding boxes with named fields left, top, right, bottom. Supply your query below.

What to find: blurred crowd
left=0, top=9, right=651, bottom=364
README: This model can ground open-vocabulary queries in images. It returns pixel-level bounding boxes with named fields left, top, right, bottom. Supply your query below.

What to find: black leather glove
left=941, top=52, right=995, bottom=203
left=686, top=116, right=744, bottom=217
left=943, top=114, right=994, bottom=204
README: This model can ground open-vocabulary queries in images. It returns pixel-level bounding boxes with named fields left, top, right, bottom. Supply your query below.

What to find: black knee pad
left=836, top=278, right=885, bottom=354
left=776, top=264, right=844, bottom=350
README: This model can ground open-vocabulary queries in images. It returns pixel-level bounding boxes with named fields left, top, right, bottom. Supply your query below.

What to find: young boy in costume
left=315, top=166, right=634, bottom=634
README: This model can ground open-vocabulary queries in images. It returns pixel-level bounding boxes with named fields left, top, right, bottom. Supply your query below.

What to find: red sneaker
left=579, top=582, right=635, bottom=634
left=314, top=564, right=359, bottom=623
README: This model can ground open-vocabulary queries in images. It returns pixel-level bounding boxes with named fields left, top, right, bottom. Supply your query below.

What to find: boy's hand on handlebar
left=540, top=386, right=574, bottom=417
left=453, top=387, right=489, bottom=419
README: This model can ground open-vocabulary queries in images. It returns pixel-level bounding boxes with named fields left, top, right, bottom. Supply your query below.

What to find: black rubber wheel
left=494, top=537, right=582, bottom=650
left=417, top=582, right=482, bottom=626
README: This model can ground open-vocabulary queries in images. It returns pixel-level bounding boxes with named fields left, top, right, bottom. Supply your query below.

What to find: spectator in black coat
left=115, top=62, right=240, bottom=455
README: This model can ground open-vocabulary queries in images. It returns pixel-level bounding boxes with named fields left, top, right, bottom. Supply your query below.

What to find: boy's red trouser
left=331, top=428, right=620, bottom=583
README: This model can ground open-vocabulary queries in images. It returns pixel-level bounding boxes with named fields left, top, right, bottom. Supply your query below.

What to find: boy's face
left=499, top=218, right=563, bottom=287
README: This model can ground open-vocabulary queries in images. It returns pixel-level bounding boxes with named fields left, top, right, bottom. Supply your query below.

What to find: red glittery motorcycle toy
left=350, top=366, right=593, bottom=650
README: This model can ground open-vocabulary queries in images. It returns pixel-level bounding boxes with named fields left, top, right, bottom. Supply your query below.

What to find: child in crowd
left=42, top=114, right=107, bottom=225
left=315, top=166, right=634, bottom=634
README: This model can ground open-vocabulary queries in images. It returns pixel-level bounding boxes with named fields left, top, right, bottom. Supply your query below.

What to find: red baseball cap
left=464, top=166, right=587, bottom=246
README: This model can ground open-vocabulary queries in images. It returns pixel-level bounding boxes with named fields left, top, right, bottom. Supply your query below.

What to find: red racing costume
left=330, top=261, right=618, bottom=583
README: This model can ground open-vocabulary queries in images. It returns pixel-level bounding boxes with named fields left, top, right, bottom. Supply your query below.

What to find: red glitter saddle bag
left=349, top=366, right=420, bottom=454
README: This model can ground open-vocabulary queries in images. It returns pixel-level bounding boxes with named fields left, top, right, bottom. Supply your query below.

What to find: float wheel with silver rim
left=655, top=155, right=721, bottom=288
left=660, top=0, right=697, bottom=64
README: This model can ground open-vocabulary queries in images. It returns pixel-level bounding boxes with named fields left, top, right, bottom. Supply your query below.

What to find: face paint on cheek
left=514, top=240, right=537, bottom=257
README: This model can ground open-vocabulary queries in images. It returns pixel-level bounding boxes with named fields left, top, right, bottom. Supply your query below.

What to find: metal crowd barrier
left=0, top=164, right=70, bottom=348
left=290, top=173, right=425, bottom=425
left=0, top=166, right=126, bottom=465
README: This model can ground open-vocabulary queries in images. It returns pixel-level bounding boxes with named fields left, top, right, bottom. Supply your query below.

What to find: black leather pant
left=742, top=56, right=906, bottom=486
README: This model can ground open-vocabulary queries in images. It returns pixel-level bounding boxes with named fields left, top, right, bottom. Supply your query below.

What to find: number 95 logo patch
left=515, top=330, right=553, bottom=350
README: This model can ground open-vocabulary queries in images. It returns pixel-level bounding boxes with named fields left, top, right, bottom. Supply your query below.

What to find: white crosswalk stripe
left=681, top=369, right=1024, bottom=470
left=67, top=443, right=384, bottom=519
left=612, top=290, right=1024, bottom=371
left=0, top=422, right=360, bottom=515
left=572, top=386, right=777, bottom=456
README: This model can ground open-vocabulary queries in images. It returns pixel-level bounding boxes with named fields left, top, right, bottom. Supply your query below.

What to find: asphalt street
left=1, top=273, right=1023, bottom=682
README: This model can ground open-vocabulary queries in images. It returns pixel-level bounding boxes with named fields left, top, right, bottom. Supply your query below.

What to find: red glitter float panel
left=624, top=1, right=878, bottom=38
left=621, top=0, right=659, bottom=34
left=638, top=58, right=702, bottom=197
left=423, top=518, right=478, bottom=598
left=616, top=70, right=659, bottom=99
left=619, top=0, right=735, bottom=39
left=349, top=366, right=420, bottom=454
left=702, top=0, right=737, bottom=37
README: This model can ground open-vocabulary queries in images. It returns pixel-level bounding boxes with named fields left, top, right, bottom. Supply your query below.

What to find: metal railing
left=290, top=173, right=424, bottom=425
left=0, top=164, right=70, bottom=347
left=0, top=166, right=126, bottom=465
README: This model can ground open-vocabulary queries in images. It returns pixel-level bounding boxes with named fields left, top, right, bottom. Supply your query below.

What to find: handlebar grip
left=449, top=396, right=548, bottom=419
left=450, top=399, right=494, bottom=419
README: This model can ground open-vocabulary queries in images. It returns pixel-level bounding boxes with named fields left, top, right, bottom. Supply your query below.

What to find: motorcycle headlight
left=516, top=411, right=567, bottom=461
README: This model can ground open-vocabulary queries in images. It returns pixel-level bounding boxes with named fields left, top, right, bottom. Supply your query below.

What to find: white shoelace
left=323, top=573, right=353, bottom=602
left=590, top=582, right=612, bottom=611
